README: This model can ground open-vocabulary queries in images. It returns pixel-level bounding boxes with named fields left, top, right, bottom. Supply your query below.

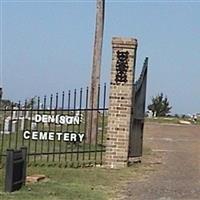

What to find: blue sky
left=0, top=0, right=200, bottom=114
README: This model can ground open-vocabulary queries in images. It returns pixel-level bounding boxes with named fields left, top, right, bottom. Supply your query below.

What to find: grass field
left=145, top=117, right=200, bottom=125
left=0, top=147, right=153, bottom=200
left=0, top=162, right=152, bottom=199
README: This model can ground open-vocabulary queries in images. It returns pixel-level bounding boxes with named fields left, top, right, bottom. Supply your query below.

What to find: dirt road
left=123, top=123, right=200, bottom=200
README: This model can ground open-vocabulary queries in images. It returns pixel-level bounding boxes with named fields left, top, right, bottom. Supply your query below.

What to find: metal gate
left=129, top=57, right=148, bottom=157
left=0, top=85, right=107, bottom=167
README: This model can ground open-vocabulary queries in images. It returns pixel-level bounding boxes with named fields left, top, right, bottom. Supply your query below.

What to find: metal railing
left=0, top=85, right=108, bottom=167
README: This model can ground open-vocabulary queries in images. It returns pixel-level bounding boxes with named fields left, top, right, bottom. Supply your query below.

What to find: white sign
left=34, top=114, right=82, bottom=125
left=23, top=131, right=85, bottom=142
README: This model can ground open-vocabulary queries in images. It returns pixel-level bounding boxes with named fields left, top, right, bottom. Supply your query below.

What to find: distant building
left=196, top=113, right=200, bottom=117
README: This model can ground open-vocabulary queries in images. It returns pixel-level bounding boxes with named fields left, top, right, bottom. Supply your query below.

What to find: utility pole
left=87, top=0, right=105, bottom=143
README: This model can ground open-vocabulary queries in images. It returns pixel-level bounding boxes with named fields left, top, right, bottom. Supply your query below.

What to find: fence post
left=105, top=37, right=137, bottom=168
left=21, top=147, right=27, bottom=185
left=5, top=149, right=14, bottom=192
left=5, top=147, right=27, bottom=192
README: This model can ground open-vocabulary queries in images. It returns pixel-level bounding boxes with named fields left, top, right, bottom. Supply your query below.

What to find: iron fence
left=0, top=85, right=108, bottom=167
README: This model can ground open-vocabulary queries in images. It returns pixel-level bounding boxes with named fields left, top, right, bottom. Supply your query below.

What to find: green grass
left=145, top=117, right=200, bottom=125
left=0, top=158, right=154, bottom=200
left=145, top=117, right=180, bottom=124
left=0, top=145, right=154, bottom=200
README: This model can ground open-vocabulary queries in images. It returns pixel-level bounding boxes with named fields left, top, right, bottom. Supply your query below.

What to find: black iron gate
left=0, top=85, right=107, bottom=167
left=129, top=57, right=148, bottom=157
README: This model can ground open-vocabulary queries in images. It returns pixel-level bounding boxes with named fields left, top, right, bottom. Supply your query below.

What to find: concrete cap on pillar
left=112, top=37, right=138, bottom=49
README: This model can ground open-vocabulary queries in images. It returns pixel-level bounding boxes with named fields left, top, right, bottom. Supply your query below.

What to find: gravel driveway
left=122, top=123, right=200, bottom=200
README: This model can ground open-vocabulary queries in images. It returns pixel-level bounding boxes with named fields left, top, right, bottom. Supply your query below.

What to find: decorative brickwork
left=105, top=37, right=137, bottom=168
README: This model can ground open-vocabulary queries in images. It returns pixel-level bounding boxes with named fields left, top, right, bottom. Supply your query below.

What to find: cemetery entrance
left=0, top=37, right=148, bottom=169
left=0, top=85, right=107, bottom=167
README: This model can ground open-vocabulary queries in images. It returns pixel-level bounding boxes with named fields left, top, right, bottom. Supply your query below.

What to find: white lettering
left=66, top=116, right=73, bottom=124
left=59, top=115, right=65, bottom=125
left=71, top=133, right=77, bottom=142
left=23, top=131, right=31, bottom=139
left=39, top=132, right=48, bottom=140
left=73, top=116, right=80, bottom=124
left=22, top=131, right=85, bottom=142
left=78, top=133, right=85, bottom=142
left=48, top=132, right=54, bottom=140
left=55, top=115, right=60, bottom=124
left=48, top=115, right=55, bottom=123
left=63, top=133, right=70, bottom=141
left=43, top=115, right=48, bottom=123
left=56, top=132, right=63, bottom=141
left=35, top=114, right=41, bottom=123
left=34, top=114, right=82, bottom=125
left=32, top=131, right=38, bottom=140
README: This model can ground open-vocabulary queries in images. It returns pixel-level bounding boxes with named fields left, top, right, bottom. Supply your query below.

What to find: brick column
left=105, top=37, right=137, bottom=168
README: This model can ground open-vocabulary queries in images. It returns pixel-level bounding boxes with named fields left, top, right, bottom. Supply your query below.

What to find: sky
left=0, top=0, right=200, bottom=114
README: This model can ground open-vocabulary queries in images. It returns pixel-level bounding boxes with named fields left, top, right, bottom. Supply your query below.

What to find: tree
left=0, top=88, right=18, bottom=109
left=0, top=99, right=14, bottom=108
left=148, top=93, right=172, bottom=117
left=87, top=0, right=105, bottom=143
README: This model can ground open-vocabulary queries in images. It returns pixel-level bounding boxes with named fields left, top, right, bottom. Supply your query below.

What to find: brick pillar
left=105, top=37, right=137, bottom=168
